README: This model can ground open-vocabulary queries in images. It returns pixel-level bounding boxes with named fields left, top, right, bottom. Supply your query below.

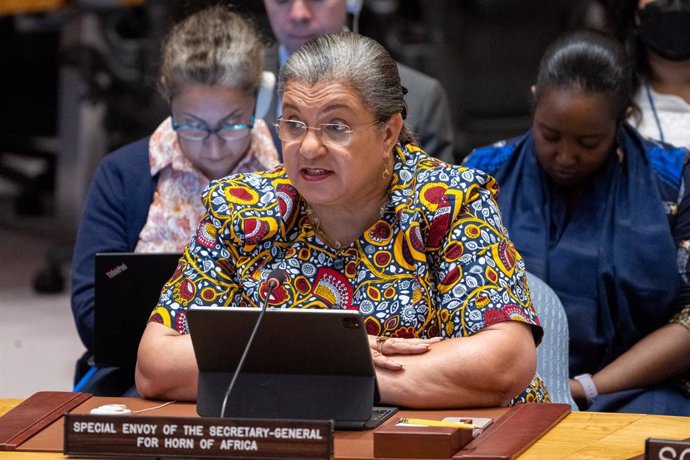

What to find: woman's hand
left=368, top=335, right=443, bottom=371
left=375, top=322, right=537, bottom=408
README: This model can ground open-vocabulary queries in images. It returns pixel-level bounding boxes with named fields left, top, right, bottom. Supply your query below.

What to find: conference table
left=2, top=398, right=690, bottom=459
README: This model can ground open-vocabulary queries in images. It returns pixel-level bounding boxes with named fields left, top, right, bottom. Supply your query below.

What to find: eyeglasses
left=273, top=118, right=380, bottom=146
left=171, top=115, right=254, bottom=141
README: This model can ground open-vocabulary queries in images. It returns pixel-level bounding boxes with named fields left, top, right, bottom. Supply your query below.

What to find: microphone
left=220, top=269, right=288, bottom=418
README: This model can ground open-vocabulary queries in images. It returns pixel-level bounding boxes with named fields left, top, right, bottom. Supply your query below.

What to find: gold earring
left=382, top=164, right=390, bottom=180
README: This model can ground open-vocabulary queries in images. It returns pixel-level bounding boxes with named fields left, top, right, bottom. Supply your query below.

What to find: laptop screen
left=94, top=252, right=181, bottom=369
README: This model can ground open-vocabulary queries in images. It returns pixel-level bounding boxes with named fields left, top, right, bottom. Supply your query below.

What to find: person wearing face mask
left=70, top=6, right=279, bottom=396
left=609, top=0, right=690, bottom=148
left=260, top=0, right=457, bottom=164
left=464, top=30, right=690, bottom=415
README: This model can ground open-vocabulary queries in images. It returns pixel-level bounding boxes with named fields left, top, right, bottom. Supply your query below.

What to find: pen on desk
left=398, top=418, right=475, bottom=429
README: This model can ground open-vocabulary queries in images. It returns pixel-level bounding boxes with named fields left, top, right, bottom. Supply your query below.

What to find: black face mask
left=638, top=0, right=690, bottom=61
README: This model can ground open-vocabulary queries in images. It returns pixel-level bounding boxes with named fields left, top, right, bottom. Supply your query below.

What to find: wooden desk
left=520, top=412, right=690, bottom=459
left=2, top=398, right=690, bottom=459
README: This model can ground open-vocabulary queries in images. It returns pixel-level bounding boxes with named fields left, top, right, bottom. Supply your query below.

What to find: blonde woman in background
left=70, top=5, right=279, bottom=396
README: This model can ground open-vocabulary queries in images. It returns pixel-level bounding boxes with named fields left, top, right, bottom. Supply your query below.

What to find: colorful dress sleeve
left=148, top=169, right=285, bottom=334
left=422, top=165, right=542, bottom=343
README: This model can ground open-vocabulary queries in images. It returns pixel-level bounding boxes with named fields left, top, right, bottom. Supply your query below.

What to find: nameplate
left=645, top=438, right=690, bottom=460
left=63, top=414, right=332, bottom=459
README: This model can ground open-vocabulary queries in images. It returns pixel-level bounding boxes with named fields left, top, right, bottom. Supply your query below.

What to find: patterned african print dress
left=150, top=143, right=550, bottom=404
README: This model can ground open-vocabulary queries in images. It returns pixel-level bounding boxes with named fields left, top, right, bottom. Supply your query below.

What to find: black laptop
left=187, top=307, right=398, bottom=430
left=94, top=252, right=181, bottom=369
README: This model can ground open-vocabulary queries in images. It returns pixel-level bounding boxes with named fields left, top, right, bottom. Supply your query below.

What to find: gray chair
left=526, top=271, right=578, bottom=410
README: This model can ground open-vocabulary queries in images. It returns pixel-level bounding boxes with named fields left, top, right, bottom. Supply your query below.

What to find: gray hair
left=278, top=32, right=416, bottom=145
left=159, top=6, right=264, bottom=100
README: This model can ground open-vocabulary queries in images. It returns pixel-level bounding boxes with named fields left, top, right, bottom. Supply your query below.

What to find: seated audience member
left=136, top=32, right=550, bottom=408
left=608, top=0, right=690, bottom=148
left=70, top=6, right=279, bottom=395
left=261, top=0, right=457, bottom=163
left=464, top=30, right=690, bottom=415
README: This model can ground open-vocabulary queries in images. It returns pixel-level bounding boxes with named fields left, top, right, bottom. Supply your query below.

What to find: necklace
left=305, top=204, right=344, bottom=254
left=304, top=197, right=391, bottom=255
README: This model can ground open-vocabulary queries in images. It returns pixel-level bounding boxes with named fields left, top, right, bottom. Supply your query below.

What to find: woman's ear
left=383, top=113, right=404, bottom=153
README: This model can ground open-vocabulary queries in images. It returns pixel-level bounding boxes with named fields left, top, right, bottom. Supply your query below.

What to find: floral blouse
left=150, top=143, right=550, bottom=404
left=135, top=117, right=279, bottom=253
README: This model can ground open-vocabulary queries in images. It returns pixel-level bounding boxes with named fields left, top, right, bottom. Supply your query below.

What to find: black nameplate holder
left=645, top=438, right=690, bottom=460
left=64, top=414, right=333, bottom=459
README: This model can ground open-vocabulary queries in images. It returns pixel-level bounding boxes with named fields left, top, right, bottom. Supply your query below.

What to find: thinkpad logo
left=105, top=263, right=128, bottom=279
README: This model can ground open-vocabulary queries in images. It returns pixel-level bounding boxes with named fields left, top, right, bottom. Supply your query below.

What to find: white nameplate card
left=63, top=414, right=332, bottom=459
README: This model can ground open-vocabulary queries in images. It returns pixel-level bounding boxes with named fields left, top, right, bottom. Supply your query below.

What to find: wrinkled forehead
left=282, top=77, right=355, bottom=95
left=282, top=79, right=362, bottom=107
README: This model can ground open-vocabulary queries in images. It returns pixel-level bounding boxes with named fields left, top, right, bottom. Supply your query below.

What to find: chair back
left=526, top=271, right=578, bottom=410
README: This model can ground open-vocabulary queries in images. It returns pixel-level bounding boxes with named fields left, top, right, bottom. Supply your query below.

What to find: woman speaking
left=136, top=32, right=548, bottom=408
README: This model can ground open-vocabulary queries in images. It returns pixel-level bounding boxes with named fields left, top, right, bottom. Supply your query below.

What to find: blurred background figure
left=70, top=5, right=279, bottom=396
left=261, top=0, right=457, bottom=163
left=464, top=30, right=690, bottom=415
left=608, top=0, right=690, bottom=148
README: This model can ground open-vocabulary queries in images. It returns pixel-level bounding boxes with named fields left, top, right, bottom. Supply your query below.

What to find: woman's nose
left=555, top=144, right=577, bottom=167
left=205, top=135, right=225, bottom=159
left=298, top=129, right=326, bottom=159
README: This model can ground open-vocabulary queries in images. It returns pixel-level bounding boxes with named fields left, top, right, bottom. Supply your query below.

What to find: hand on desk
left=368, top=335, right=444, bottom=370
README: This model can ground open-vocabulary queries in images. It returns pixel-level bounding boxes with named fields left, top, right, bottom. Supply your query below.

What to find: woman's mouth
left=300, top=167, right=333, bottom=181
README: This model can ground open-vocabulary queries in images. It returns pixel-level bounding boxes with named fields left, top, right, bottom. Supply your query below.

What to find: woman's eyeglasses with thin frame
left=273, top=117, right=380, bottom=146
left=171, top=115, right=254, bottom=141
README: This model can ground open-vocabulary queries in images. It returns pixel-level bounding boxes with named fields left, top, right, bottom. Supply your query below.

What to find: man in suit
left=262, top=0, right=457, bottom=163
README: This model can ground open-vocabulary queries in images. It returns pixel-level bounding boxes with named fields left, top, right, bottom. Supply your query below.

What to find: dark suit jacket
left=264, top=44, right=456, bottom=163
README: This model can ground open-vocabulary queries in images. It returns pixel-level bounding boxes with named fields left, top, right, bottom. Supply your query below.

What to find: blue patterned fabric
left=647, top=139, right=687, bottom=190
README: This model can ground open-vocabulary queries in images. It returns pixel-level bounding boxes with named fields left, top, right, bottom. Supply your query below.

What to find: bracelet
left=574, top=373, right=599, bottom=406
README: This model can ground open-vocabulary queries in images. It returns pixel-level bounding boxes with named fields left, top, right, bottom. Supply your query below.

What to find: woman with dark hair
left=608, top=0, right=690, bottom=148
left=136, top=32, right=550, bottom=408
left=464, top=30, right=690, bottom=415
